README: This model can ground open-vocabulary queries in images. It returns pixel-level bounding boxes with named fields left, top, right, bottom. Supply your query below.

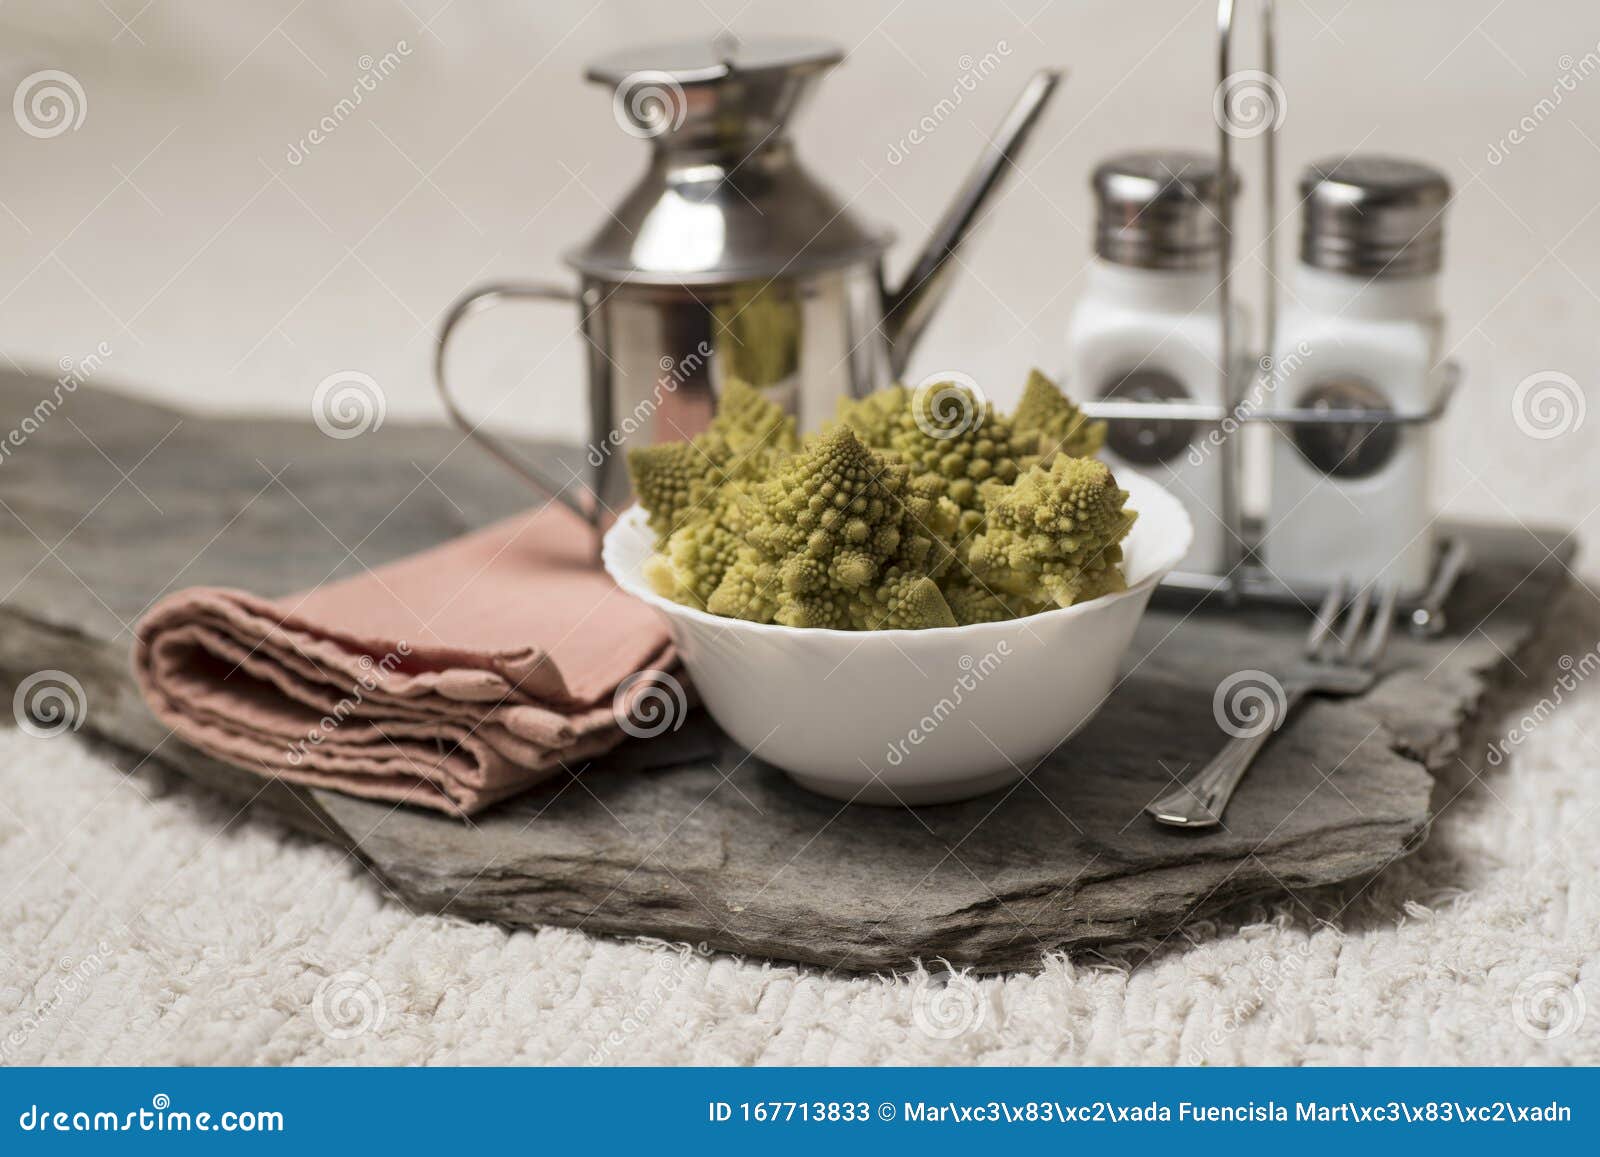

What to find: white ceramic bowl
left=602, top=470, right=1193, bottom=805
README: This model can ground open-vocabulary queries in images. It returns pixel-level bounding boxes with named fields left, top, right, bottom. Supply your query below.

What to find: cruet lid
left=565, top=35, right=891, bottom=287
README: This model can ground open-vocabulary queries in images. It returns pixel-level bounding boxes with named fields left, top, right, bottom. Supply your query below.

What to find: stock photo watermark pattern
left=1212, top=68, right=1287, bottom=139
left=2, top=940, right=116, bottom=1062
left=1186, top=935, right=1326, bottom=1064
left=285, top=40, right=413, bottom=165
left=1212, top=669, right=1287, bottom=740
left=1511, top=370, right=1585, bottom=440
left=910, top=972, right=989, bottom=1041
left=312, top=370, right=387, bottom=439
left=1487, top=40, right=1600, bottom=164
left=1485, top=641, right=1600, bottom=766
left=911, top=371, right=988, bottom=441
left=587, top=941, right=713, bottom=1064
left=885, top=642, right=1011, bottom=768
left=0, top=341, right=112, bottom=468
left=587, top=341, right=712, bottom=468
left=611, top=71, right=687, bottom=139
left=283, top=643, right=413, bottom=766
left=12, top=670, right=88, bottom=739
left=312, top=971, right=387, bottom=1041
left=1511, top=971, right=1587, bottom=1040
left=12, top=69, right=87, bottom=139
left=886, top=41, right=1013, bottom=165
left=1187, top=342, right=1312, bottom=466
left=612, top=669, right=688, bottom=739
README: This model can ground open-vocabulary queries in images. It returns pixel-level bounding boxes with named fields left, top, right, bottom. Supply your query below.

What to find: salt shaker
left=1261, top=156, right=1450, bottom=596
left=1065, top=151, right=1246, bottom=575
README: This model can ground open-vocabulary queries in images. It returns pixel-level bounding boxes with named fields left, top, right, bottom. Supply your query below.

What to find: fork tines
left=1304, top=577, right=1399, bottom=668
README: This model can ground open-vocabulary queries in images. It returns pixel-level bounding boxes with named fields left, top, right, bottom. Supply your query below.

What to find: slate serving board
left=0, top=373, right=1573, bottom=973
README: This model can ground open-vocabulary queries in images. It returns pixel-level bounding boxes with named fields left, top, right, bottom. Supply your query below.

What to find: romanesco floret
left=704, top=426, right=956, bottom=630
left=712, top=283, right=801, bottom=388
left=966, top=454, right=1137, bottom=610
left=627, top=377, right=797, bottom=544
left=642, top=480, right=759, bottom=612
left=700, top=374, right=799, bottom=462
left=1013, top=368, right=1107, bottom=463
left=938, top=579, right=1037, bottom=625
left=836, top=381, right=1032, bottom=534
left=832, top=384, right=907, bottom=449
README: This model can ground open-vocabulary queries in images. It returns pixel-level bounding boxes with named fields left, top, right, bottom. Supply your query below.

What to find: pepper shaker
left=1261, top=156, right=1450, bottom=596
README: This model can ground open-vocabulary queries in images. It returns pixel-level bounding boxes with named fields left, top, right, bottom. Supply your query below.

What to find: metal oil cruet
left=435, top=35, right=1061, bottom=528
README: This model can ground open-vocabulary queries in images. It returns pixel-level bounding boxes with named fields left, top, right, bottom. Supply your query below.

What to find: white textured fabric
left=2, top=615, right=1597, bottom=1065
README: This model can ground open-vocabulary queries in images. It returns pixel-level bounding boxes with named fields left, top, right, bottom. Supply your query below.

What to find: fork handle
left=1146, top=687, right=1308, bottom=828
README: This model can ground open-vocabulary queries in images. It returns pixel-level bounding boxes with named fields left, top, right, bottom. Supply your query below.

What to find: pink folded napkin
left=133, top=505, right=677, bottom=815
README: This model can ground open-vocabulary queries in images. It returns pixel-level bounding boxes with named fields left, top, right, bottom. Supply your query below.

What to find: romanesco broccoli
left=712, top=282, right=801, bottom=388
left=1012, top=369, right=1107, bottom=462
left=630, top=372, right=1134, bottom=630
left=966, top=454, right=1137, bottom=611
left=834, top=379, right=1033, bottom=541
left=627, top=377, right=797, bottom=544
left=704, top=426, right=956, bottom=630
left=641, top=480, right=759, bottom=612
left=938, top=579, right=1036, bottom=625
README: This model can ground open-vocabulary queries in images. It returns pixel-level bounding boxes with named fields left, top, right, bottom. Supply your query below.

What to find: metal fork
left=1145, top=578, right=1400, bottom=829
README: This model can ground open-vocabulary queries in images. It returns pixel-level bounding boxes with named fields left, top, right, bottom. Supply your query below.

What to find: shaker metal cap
left=1092, top=151, right=1238, bottom=271
left=1299, top=155, right=1450, bottom=277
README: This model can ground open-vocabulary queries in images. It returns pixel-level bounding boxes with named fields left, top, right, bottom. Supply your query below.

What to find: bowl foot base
left=784, top=767, right=1021, bottom=807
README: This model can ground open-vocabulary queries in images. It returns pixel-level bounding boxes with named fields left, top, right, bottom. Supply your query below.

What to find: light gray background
left=0, top=0, right=1596, bottom=561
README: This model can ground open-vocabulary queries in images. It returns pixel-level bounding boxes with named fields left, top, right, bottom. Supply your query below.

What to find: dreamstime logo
left=1512, top=971, right=1586, bottom=1040
left=1184, top=934, right=1331, bottom=1064
left=1512, top=370, right=1585, bottom=440
left=586, top=940, right=712, bottom=1064
left=1, top=938, right=115, bottom=1061
left=911, top=372, right=987, bottom=441
left=312, top=371, right=386, bottom=439
left=612, top=71, right=687, bottom=139
left=1212, top=669, right=1286, bottom=739
left=57, top=344, right=113, bottom=387
left=1488, top=44, right=1600, bottom=165
left=886, top=40, right=1012, bottom=165
left=1486, top=642, right=1600, bottom=767
left=586, top=340, right=712, bottom=468
left=886, top=642, right=1011, bottom=767
left=0, top=340, right=112, bottom=470
left=13, top=670, right=87, bottom=738
left=284, top=643, right=412, bottom=766
left=286, top=40, right=413, bottom=165
left=612, top=669, right=687, bottom=739
left=1212, top=69, right=1287, bottom=139
left=911, top=972, right=987, bottom=1040
left=312, top=970, right=386, bottom=1039
left=13, top=70, right=87, bottom=139
left=1187, top=341, right=1313, bottom=466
